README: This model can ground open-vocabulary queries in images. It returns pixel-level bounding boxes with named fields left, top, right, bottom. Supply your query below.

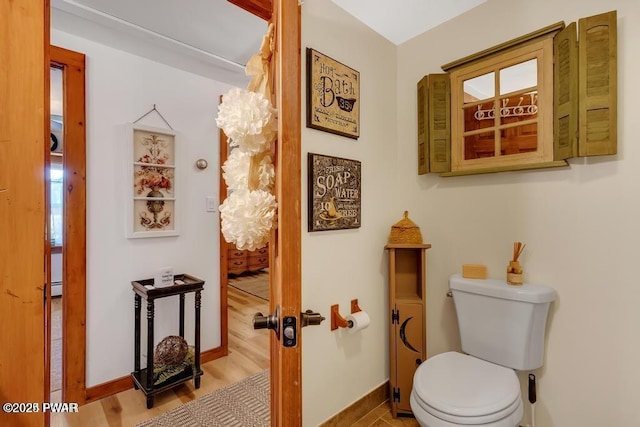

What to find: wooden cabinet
left=227, top=243, right=269, bottom=275
left=385, top=243, right=431, bottom=418
left=419, top=11, right=617, bottom=177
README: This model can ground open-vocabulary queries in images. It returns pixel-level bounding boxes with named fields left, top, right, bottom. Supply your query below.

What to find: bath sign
left=306, top=48, right=360, bottom=139
left=308, top=153, right=361, bottom=232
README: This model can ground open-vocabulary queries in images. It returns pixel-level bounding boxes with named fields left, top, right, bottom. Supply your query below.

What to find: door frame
left=50, top=45, right=87, bottom=405
left=5, top=1, right=300, bottom=425
left=0, top=1, right=49, bottom=426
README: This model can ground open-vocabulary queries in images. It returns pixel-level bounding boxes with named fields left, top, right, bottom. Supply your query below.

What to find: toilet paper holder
left=330, top=299, right=362, bottom=331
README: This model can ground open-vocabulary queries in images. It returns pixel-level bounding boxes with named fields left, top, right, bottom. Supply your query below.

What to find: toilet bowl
left=409, top=275, right=554, bottom=426
left=410, top=352, right=523, bottom=427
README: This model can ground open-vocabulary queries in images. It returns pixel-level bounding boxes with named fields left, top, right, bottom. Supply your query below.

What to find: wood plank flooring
left=50, top=285, right=415, bottom=426
left=50, top=287, right=269, bottom=426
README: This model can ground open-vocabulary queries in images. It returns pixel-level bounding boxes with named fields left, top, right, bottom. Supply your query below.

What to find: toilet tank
left=449, top=273, right=555, bottom=371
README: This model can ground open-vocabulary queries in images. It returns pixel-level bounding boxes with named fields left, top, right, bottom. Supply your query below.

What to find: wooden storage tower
left=385, top=243, right=431, bottom=417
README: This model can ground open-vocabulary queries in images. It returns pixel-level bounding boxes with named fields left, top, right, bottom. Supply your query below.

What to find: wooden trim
left=85, top=376, right=133, bottom=403
left=44, top=6, right=52, bottom=427
left=219, top=120, right=230, bottom=354
left=385, top=243, right=432, bottom=250
left=440, top=160, right=569, bottom=176
left=442, top=22, right=565, bottom=72
left=271, top=0, right=302, bottom=425
left=201, top=345, right=228, bottom=364
left=319, top=382, right=389, bottom=426
left=0, top=1, right=49, bottom=425
left=50, top=45, right=88, bottom=405
left=227, top=0, right=272, bottom=21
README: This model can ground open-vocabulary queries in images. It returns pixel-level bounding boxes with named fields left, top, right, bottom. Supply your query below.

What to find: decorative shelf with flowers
left=126, top=123, right=179, bottom=238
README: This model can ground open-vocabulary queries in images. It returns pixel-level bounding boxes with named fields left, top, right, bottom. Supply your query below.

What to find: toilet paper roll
left=345, top=311, right=370, bottom=334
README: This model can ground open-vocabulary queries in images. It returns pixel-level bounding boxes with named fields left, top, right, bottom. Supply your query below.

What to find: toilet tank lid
left=450, top=274, right=555, bottom=303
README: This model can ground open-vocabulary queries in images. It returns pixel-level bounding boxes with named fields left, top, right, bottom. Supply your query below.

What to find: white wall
left=397, top=0, right=640, bottom=426
left=52, top=30, right=231, bottom=387
left=301, top=2, right=399, bottom=425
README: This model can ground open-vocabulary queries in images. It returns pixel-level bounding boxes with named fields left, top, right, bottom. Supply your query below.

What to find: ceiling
left=333, top=0, right=486, bottom=45
left=51, top=0, right=486, bottom=86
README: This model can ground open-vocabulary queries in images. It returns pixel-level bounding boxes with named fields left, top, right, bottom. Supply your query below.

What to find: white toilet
left=410, top=273, right=555, bottom=427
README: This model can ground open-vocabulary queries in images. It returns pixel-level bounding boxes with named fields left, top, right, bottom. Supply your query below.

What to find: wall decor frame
left=308, top=153, right=361, bottom=232
left=126, top=123, right=179, bottom=238
left=306, top=48, right=360, bottom=139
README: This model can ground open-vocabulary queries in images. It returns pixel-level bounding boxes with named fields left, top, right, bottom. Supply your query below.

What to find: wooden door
left=0, top=1, right=49, bottom=426
left=226, top=1, right=302, bottom=425
left=269, top=1, right=302, bottom=424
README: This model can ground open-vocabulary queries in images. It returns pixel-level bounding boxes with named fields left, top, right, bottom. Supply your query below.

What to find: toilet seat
left=412, top=352, right=522, bottom=425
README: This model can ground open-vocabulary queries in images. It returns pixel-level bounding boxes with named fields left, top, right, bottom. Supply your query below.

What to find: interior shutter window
left=578, top=10, right=617, bottom=156
left=417, top=76, right=430, bottom=174
left=553, top=22, right=578, bottom=160
left=428, top=74, right=451, bottom=173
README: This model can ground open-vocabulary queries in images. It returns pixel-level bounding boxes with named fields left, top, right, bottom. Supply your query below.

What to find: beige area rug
left=137, top=370, right=270, bottom=427
left=228, top=271, right=269, bottom=301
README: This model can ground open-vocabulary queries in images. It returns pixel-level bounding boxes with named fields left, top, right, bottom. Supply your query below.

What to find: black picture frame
left=306, top=48, right=360, bottom=139
left=308, top=153, right=361, bottom=232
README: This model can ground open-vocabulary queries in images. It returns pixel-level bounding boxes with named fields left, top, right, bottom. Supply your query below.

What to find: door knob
left=300, top=309, right=325, bottom=327
left=253, top=306, right=280, bottom=338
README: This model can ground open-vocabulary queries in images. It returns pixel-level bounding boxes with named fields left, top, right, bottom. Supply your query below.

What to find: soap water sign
left=309, top=153, right=361, bottom=232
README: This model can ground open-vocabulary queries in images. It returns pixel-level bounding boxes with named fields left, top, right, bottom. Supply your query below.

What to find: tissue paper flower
left=222, top=149, right=275, bottom=192
left=216, top=88, right=277, bottom=155
left=219, top=188, right=277, bottom=251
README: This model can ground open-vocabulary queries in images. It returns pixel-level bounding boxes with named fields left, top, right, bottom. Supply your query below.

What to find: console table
left=131, top=274, right=204, bottom=409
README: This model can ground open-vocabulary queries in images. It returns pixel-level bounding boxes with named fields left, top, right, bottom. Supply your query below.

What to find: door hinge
left=391, top=308, right=399, bottom=324
left=392, top=387, right=400, bottom=402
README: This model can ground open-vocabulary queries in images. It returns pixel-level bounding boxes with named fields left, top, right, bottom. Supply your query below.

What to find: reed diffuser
left=507, top=242, right=525, bottom=285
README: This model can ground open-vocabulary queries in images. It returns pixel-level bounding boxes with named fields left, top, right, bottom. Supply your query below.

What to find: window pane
left=500, top=123, right=538, bottom=155
left=464, top=102, right=495, bottom=132
left=50, top=163, right=63, bottom=246
left=463, top=72, right=494, bottom=103
left=498, top=91, right=538, bottom=125
left=464, top=131, right=495, bottom=160
left=499, top=59, right=537, bottom=95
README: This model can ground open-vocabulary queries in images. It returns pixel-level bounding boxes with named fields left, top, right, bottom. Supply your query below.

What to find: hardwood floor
left=350, top=402, right=420, bottom=427
left=51, top=286, right=269, bottom=426
left=50, top=285, right=415, bottom=426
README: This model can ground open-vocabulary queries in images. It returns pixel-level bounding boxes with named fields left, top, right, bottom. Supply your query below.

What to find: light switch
left=206, top=196, right=217, bottom=212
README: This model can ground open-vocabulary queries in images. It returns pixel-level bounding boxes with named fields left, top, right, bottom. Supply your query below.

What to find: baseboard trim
left=319, top=381, right=389, bottom=426
left=85, top=375, right=132, bottom=404
left=202, top=345, right=227, bottom=363
left=84, top=345, right=228, bottom=403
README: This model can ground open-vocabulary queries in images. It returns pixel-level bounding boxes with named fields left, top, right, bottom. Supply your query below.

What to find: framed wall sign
left=308, top=153, right=361, bottom=232
left=126, top=123, right=179, bottom=238
left=306, top=48, right=360, bottom=139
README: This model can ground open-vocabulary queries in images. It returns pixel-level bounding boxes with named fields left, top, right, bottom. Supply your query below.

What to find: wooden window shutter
left=428, top=74, right=451, bottom=173
left=553, top=22, right=578, bottom=160
left=578, top=10, right=617, bottom=156
left=417, top=76, right=430, bottom=174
